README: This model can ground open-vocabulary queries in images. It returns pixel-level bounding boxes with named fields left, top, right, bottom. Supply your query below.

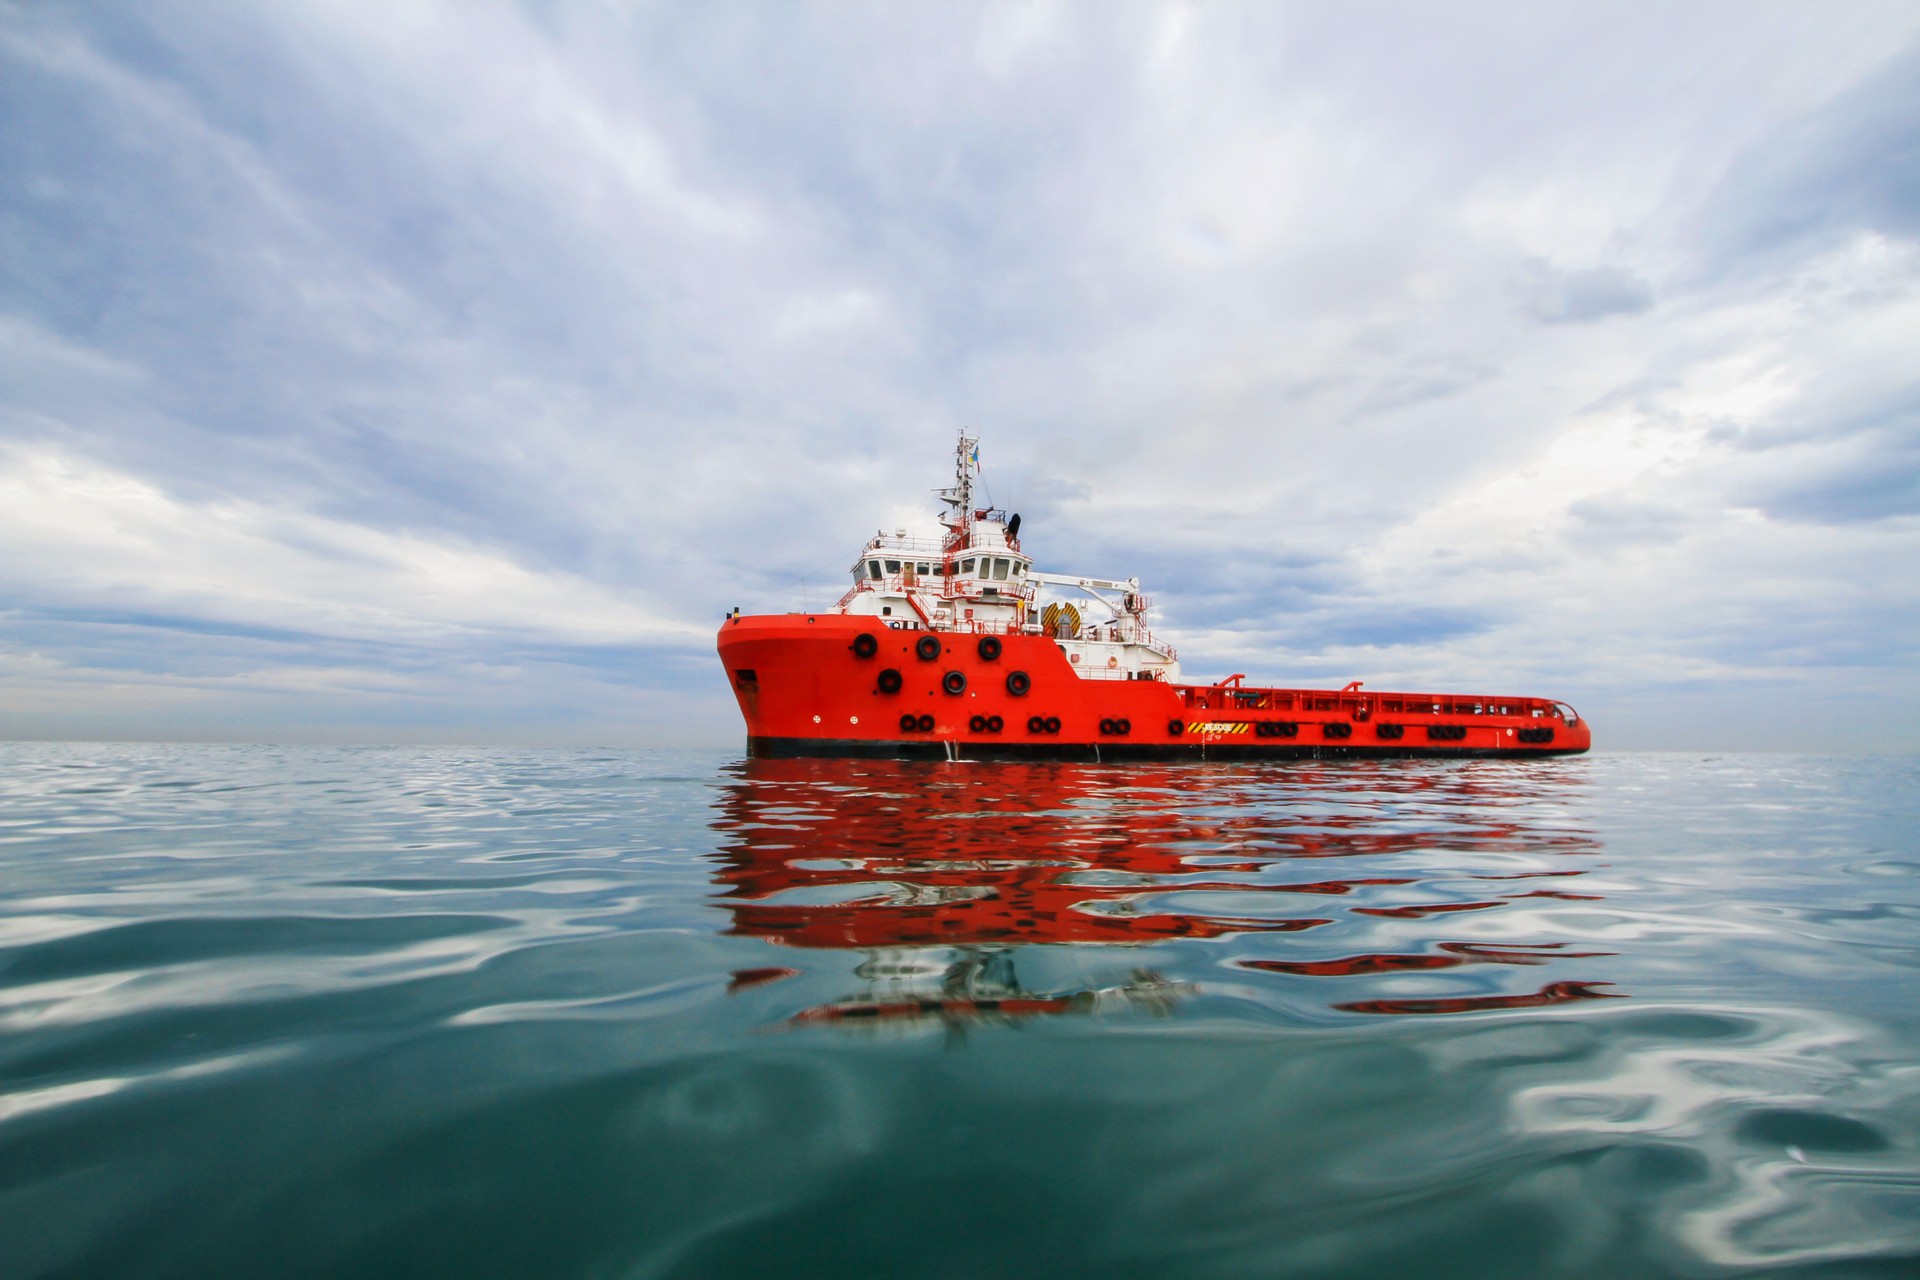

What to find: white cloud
left=0, top=444, right=701, bottom=646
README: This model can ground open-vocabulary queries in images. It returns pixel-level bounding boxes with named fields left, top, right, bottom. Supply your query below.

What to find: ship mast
left=937, top=430, right=978, bottom=538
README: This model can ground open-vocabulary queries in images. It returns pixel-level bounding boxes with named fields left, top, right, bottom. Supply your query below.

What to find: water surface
left=2, top=746, right=1916, bottom=1278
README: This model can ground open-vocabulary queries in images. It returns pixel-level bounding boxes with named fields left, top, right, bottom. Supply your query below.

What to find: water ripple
left=0, top=744, right=1915, bottom=1278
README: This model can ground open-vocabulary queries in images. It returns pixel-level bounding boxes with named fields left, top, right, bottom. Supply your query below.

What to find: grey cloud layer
left=1, top=1, right=1916, bottom=747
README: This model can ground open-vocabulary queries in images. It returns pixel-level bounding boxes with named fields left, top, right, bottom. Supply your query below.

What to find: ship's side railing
left=1175, top=686, right=1572, bottom=719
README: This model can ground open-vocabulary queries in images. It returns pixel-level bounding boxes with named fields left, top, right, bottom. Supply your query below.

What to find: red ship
left=718, top=433, right=1590, bottom=760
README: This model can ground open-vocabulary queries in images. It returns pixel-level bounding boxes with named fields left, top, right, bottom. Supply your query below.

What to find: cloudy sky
left=3, top=1, right=1917, bottom=750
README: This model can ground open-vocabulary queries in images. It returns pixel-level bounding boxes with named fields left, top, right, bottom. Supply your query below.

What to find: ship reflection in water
left=710, top=757, right=1615, bottom=1028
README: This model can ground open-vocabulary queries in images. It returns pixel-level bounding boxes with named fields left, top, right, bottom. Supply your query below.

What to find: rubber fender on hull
left=877, top=668, right=902, bottom=694
left=852, top=633, right=878, bottom=659
left=1323, top=722, right=1353, bottom=740
left=942, top=670, right=967, bottom=695
left=915, top=636, right=942, bottom=662
left=977, top=635, right=1002, bottom=661
left=1005, top=670, right=1031, bottom=696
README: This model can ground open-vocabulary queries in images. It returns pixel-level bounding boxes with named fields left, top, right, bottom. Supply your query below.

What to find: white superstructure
left=835, top=432, right=1181, bottom=682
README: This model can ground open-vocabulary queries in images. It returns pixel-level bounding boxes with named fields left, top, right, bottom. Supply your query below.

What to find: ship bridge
left=834, top=432, right=1179, bottom=682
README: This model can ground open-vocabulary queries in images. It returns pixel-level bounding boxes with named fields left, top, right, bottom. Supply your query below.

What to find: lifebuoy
left=977, top=635, right=1002, bottom=661
left=852, top=633, right=878, bottom=659
left=915, top=635, right=941, bottom=662
left=1005, top=670, right=1031, bottom=696
left=877, top=668, right=902, bottom=694
left=942, top=670, right=967, bottom=695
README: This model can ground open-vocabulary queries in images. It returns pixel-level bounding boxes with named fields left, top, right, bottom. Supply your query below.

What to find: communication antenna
left=937, top=429, right=978, bottom=533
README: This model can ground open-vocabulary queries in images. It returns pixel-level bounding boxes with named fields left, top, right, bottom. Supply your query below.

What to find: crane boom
left=1029, top=571, right=1139, bottom=593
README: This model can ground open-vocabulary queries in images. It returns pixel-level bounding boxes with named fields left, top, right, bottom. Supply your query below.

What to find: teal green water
left=2, top=746, right=1917, bottom=1278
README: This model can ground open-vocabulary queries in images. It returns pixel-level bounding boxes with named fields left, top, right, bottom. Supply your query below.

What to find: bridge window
left=992, top=558, right=1010, bottom=580
left=885, top=560, right=901, bottom=574
left=867, top=560, right=882, bottom=580
left=961, top=558, right=976, bottom=574
left=916, top=563, right=930, bottom=576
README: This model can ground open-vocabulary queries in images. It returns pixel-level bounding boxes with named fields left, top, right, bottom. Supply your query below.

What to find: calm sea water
left=1, top=745, right=1916, bottom=1279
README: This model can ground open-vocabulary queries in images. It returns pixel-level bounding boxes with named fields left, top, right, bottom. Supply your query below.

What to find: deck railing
left=1178, top=686, right=1569, bottom=719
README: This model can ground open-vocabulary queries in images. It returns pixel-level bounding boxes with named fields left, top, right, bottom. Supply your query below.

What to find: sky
left=2, top=1, right=1917, bottom=750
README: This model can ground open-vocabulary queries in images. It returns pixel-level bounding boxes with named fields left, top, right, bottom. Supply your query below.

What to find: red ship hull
left=718, top=614, right=1591, bottom=760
